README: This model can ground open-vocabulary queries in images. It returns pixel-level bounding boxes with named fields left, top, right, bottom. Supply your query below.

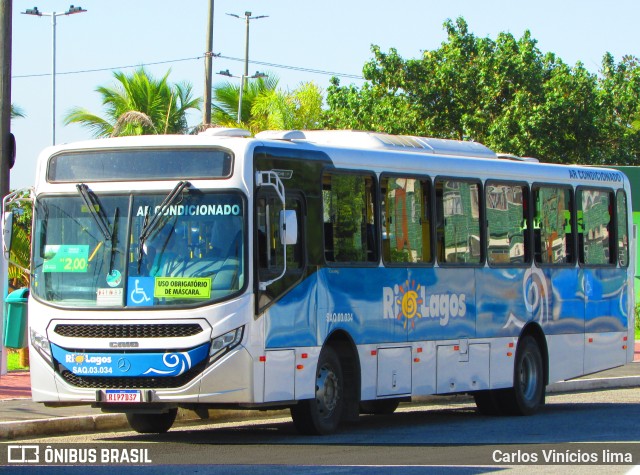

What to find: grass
left=7, top=350, right=29, bottom=371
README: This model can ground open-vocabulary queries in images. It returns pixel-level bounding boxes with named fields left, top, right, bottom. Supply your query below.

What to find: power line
left=12, top=54, right=364, bottom=81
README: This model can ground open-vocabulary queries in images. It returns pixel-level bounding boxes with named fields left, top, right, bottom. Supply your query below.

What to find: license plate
left=102, top=389, right=141, bottom=403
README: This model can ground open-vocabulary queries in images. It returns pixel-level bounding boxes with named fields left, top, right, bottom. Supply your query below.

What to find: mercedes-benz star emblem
left=117, top=357, right=131, bottom=373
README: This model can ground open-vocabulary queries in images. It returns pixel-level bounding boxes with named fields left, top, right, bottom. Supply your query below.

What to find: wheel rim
left=316, top=363, right=339, bottom=416
left=519, top=352, right=539, bottom=402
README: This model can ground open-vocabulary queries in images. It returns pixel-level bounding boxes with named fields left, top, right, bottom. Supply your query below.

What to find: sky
left=7, top=0, right=640, bottom=189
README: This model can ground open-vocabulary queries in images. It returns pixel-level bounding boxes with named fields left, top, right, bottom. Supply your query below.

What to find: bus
left=4, top=128, right=635, bottom=435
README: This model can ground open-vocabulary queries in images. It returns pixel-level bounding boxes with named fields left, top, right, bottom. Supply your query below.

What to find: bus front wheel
left=291, top=346, right=344, bottom=435
left=126, top=408, right=177, bottom=434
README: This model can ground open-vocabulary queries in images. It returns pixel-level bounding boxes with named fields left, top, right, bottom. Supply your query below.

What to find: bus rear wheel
left=291, top=346, right=344, bottom=435
left=500, top=335, right=545, bottom=416
left=126, top=408, right=177, bottom=434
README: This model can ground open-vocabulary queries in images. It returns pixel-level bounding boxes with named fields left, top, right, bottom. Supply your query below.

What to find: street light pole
left=23, top=5, right=87, bottom=145
left=227, top=11, right=267, bottom=92
left=217, top=70, right=267, bottom=124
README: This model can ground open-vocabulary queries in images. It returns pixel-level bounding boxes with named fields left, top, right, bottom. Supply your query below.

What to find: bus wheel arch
left=290, top=330, right=361, bottom=434
left=519, top=322, right=549, bottom=387
left=502, top=323, right=547, bottom=415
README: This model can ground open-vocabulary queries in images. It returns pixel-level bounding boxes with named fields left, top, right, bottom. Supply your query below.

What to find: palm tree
left=251, top=82, right=324, bottom=131
left=10, top=104, right=25, bottom=119
left=211, top=74, right=279, bottom=131
left=64, top=67, right=201, bottom=137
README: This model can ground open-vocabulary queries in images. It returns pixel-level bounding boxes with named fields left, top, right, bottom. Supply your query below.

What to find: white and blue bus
left=9, top=128, right=636, bottom=434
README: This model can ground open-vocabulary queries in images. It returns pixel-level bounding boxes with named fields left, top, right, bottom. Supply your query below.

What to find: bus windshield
left=32, top=190, right=245, bottom=308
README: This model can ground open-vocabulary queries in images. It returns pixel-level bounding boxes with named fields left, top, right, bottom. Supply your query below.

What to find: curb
left=0, top=407, right=289, bottom=440
left=2, top=376, right=639, bottom=440
left=547, top=375, right=640, bottom=393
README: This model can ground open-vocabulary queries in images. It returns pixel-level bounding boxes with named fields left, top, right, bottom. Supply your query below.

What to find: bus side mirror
left=280, top=210, right=297, bottom=246
left=2, top=210, right=14, bottom=259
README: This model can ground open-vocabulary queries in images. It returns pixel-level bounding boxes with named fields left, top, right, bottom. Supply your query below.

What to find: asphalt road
left=3, top=388, right=640, bottom=474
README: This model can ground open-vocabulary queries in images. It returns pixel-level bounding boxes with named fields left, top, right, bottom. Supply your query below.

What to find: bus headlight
left=209, top=326, right=244, bottom=362
left=30, top=328, right=52, bottom=365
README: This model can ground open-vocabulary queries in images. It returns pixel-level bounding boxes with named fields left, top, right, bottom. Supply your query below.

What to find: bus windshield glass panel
left=47, top=149, right=233, bottom=182
left=31, top=191, right=245, bottom=308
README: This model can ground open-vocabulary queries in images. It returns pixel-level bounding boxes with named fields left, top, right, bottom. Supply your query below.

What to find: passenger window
left=381, top=176, right=432, bottom=264
left=617, top=191, right=629, bottom=267
left=256, top=193, right=284, bottom=281
left=435, top=178, right=482, bottom=264
left=533, top=186, right=574, bottom=265
left=323, top=172, right=377, bottom=263
left=577, top=188, right=614, bottom=266
left=486, top=182, right=529, bottom=265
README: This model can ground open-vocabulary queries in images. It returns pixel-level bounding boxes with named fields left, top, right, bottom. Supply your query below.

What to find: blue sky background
left=8, top=0, right=640, bottom=188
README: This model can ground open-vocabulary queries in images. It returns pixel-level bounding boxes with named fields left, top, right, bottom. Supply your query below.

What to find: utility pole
left=203, top=0, right=214, bottom=126
left=23, top=5, right=87, bottom=145
left=0, top=0, right=13, bottom=376
left=1, top=0, right=12, bottom=197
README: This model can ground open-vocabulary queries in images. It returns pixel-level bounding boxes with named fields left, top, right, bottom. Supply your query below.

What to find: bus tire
left=126, top=408, right=177, bottom=434
left=501, top=335, right=545, bottom=416
left=359, top=399, right=400, bottom=415
left=291, top=346, right=343, bottom=435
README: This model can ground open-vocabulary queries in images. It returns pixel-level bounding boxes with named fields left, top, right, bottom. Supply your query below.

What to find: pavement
left=0, top=343, right=639, bottom=440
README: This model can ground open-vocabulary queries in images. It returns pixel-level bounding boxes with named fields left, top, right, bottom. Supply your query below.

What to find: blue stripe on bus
left=264, top=267, right=628, bottom=349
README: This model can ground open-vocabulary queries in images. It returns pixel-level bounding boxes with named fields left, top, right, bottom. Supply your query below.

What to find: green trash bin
left=3, top=287, right=29, bottom=349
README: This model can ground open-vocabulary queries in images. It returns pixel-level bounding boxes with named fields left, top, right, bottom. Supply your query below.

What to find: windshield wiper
left=137, top=180, right=190, bottom=270
left=76, top=184, right=112, bottom=242
left=108, top=207, right=119, bottom=274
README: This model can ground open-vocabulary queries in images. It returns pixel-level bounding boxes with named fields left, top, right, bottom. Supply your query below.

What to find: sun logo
left=74, top=355, right=85, bottom=364
left=396, top=280, right=423, bottom=329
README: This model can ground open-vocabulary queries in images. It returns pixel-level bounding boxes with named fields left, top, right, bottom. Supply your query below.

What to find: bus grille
left=53, top=323, right=204, bottom=339
left=58, top=363, right=206, bottom=389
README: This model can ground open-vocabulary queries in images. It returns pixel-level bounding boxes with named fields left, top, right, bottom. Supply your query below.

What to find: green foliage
left=6, top=190, right=32, bottom=290
left=251, top=82, right=324, bottom=132
left=324, top=17, right=640, bottom=165
left=7, top=350, right=29, bottom=371
left=10, top=104, right=25, bottom=119
left=210, top=74, right=280, bottom=131
left=64, top=68, right=201, bottom=137
left=210, top=74, right=324, bottom=135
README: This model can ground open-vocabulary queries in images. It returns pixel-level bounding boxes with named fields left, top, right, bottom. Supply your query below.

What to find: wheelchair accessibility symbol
left=127, top=277, right=154, bottom=307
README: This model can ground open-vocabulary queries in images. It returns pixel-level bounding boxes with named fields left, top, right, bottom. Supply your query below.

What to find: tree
left=210, top=75, right=324, bottom=135
left=10, top=104, right=25, bottom=119
left=64, top=68, right=201, bottom=137
left=250, top=82, right=324, bottom=132
left=210, top=74, right=279, bottom=130
left=324, top=17, right=640, bottom=165
left=593, top=54, right=640, bottom=164
left=5, top=189, right=32, bottom=290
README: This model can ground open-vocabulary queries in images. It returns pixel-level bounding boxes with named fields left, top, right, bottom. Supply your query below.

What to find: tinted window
left=381, top=176, right=432, bottom=264
left=486, top=182, right=529, bottom=265
left=48, top=149, right=232, bottom=182
left=323, top=172, right=377, bottom=263
left=617, top=191, right=629, bottom=267
left=577, top=188, right=614, bottom=266
left=533, top=186, right=574, bottom=265
left=436, top=178, right=482, bottom=264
